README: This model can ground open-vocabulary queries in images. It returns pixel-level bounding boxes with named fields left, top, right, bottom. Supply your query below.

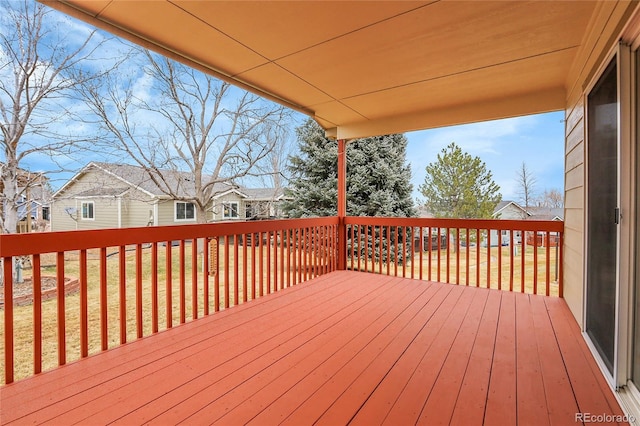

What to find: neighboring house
left=51, top=162, right=287, bottom=231
left=490, top=200, right=564, bottom=246
left=0, top=167, right=52, bottom=233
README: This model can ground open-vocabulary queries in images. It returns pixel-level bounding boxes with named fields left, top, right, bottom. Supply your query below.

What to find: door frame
left=582, top=41, right=634, bottom=390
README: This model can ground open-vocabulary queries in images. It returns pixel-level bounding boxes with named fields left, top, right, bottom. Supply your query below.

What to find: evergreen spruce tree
left=284, top=119, right=415, bottom=218
left=284, top=119, right=415, bottom=266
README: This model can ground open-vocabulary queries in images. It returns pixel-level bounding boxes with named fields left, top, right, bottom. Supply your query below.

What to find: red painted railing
left=0, top=218, right=338, bottom=384
left=345, top=217, right=563, bottom=297
left=0, top=215, right=563, bottom=385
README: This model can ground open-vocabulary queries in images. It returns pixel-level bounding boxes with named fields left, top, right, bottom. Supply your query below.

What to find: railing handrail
left=345, top=216, right=564, bottom=233
left=0, top=217, right=339, bottom=257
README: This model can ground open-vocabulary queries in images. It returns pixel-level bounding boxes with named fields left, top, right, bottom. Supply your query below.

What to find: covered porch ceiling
left=45, top=0, right=600, bottom=139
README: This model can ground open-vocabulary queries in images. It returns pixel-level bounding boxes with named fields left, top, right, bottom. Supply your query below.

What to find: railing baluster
left=152, top=242, right=158, bottom=332
left=292, top=229, right=297, bottom=286
left=57, top=251, right=66, bottom=365
left=533, top=232, right=539, bottom=295
left=486, top=228, right=491, bottom=289
left=394, top=226, right=399, bottom=277
left=80, top=249, right=89, bottom=357
left=4, top=257, right=14, bottom=384
left=384, top=226, right=389, bottom=275
left=475, top=229, right=480, bottom=287
left=267, top=231, right=272, bottom=293
left=192, top=239, right=198, bottom=319
left=203, top=239, right=209, bottom=314
left=446, top=227, right=450, bottom=283
left=546, top=231, right=551, bottom=297
left=224, top=235, right=230, bottom=308
left=243, top=233, right=248, bottom=301
left=100, top=247, right=108, bottom=349
left=119, top=246, right=126, bottom=344
left=234, top=234, right=239, bottom=304
left=509, top=231, right=514, bottom=292
left=136, top=244, right=143, bottom=338
left=456, top=228, right=460, bottom=285
left=273, top=231, right=278, bottom=291
left=179, top=240, right=186, bottom=323
left=259, top=232, right=264, bottom=297
left=166, top=241, right=173, bottom=328
left=214, top=238, right=220, bottom=311
left=498, top=231, right=502, bottom=291
left=558, top=232, right=564, bottom=297
left=402, top=226, right=407, bottom=278
left=428, top=227, right=432, bottom=281
left=465, top=228, right=470, bottom=286
left=419, top=227, right=423, bottom=280
left=521, top=232, right=526, bottom=293
left=436, top=227, right=441, bottom=283
left=378, top=226, right=382, bottom=275
left=33, top=254, right=42, bottom=374
left=280, top=229, right=285, bottom=289
left=252, top=233, right=257, bottom=299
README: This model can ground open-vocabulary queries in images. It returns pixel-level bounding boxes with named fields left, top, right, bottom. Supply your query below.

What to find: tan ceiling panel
left=44, top=0, right=607, bottom=138
left=235, top=64, right=333, bottom=107
left=340, top=49, right=576, bottom=122
left=277, top=1, right=596, bottom=100
left=63, top=0, right=110, bottom=16
left=96, top=1, right=267, bottom=76
left=312, top=101, right=367, bottom=127
left=174, top=0, right=431, bottom=61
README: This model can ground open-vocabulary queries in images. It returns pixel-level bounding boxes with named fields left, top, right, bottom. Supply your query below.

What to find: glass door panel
left=586, top=58, right=618, bottom=374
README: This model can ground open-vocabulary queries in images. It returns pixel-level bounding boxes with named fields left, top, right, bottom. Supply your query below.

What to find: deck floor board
left=0, top=271, right=625, bottom=425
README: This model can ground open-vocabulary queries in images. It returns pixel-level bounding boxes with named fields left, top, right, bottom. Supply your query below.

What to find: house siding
left=157, top=200, right=177, bottom=225
left=52, top=168, right=156, bottom=231
left=121, top=191, right=156, bottom=228
left=562, top=0, right=637, bottom=327
left=212, top=193, right=246, bottom=221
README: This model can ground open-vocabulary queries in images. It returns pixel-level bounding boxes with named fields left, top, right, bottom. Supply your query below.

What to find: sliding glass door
left=586, top=58, right=619, bottom=375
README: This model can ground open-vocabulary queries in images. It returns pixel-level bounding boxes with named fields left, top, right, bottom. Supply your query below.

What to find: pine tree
left=284, top=119, right=416, bottom=265
left=420, top=142, right=501, bottom=218
left=284, top=119, right=415, bottom=218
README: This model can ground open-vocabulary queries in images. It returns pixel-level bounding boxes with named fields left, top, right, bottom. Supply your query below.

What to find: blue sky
left=405, top=111, right=565, bottom=203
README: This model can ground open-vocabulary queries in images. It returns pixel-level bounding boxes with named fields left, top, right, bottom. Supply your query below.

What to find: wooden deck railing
left=0, top=218, right=338, bottom=384
left=0, top=215, right=563, bottom=384
left=345, top=217, right=563, bottom=297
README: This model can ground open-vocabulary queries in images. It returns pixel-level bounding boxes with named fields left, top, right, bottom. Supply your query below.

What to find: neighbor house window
left=175, top=201, right=195, bottom=221
left=223, top=201, right=239, bottom=219
left=41, top=207, right=50, bottom=221
left=81, top=201, right=94, bottom=220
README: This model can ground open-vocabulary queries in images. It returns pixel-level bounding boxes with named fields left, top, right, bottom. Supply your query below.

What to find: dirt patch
left=0, top=276, right=79, bottom=308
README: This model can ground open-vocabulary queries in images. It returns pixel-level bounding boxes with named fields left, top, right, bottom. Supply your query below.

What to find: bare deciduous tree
left=515, top=162, right=537, bottom=209
left=0, top=0, right=117, bottom=234
left=539, top=188, right=564, bottom=208
left=77, top=50, right=290, bottom=223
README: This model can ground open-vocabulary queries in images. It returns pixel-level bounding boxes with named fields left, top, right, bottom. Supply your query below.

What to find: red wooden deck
left=0, top=271, right=625, bottom=425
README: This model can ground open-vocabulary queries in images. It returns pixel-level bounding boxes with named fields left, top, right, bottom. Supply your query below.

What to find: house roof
left=493, top=201, right=530, bottom=218
left=43, top=1, right=635, bottom=140
left=242, top=187, right=286, bottom=201
left=54, top=162, right=284, bottom=202
left=54, top=162, right=238, bottom=199
left=526, top=206, right=564, bottom=221
left=493, top=200, right=564, bottom=221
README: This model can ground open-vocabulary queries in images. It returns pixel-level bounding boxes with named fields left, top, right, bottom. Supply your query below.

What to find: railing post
left=337, top=138, right=347, bottom=270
